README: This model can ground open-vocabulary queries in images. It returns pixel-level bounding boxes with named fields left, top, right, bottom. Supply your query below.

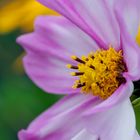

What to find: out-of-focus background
left=0, top=1, right=60, bottom=140
left=0, top=0, right=140, bottom=140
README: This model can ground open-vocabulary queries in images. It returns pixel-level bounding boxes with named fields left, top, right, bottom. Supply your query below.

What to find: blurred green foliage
left=0, top=31, right=60, bottom=140
left=135, top=108, right=140, bottom=133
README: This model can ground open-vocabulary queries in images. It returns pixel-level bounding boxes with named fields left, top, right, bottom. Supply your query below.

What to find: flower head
left=17, top=0, right=140, bottom=139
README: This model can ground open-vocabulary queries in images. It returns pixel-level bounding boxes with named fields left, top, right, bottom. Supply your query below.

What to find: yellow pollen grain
left=72, top=85, right=77, bottom=89
left=66, top=64, right=72, bottom=68
left=68, top=47, right=126, bottom=99
left=71, top=55, right=77, bottom=60
left=70, top=72, right=76, bottom=76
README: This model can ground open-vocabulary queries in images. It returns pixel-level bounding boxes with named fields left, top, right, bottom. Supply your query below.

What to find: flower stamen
left=71, top=72, right=84, bottom=76
left=66, top=64, right=78, bottom=69
left=71, top=56, right=85, bottom=64
left=67, top=47, right=126, bottom=99
left=75, top=82, right=86, bottom=88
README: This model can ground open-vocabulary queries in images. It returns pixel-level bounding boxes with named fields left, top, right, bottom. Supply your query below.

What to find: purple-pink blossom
left=17, top=0, right=140, bottom=140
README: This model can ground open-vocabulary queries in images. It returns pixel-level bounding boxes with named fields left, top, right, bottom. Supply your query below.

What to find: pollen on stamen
left=70, top=72, right=84, bottom=76
left=66, top=64, right=78, bottom=69
left=72, top=81, right=86, bottom=89
left=71, top=55, right=85, bottom=64
left=89, top=65, right=95, bottom=70
left=67, top=47, right=126, bottom=99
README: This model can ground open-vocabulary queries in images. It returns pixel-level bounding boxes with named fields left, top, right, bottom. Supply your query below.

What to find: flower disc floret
left=67, top=47, right=126, bottom=99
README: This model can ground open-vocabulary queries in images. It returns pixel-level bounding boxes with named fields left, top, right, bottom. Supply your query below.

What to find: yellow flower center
left=67, top=47, right=126, bottom=99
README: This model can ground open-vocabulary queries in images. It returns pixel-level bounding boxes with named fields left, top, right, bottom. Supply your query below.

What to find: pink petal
left=84, top=100, right=137, bottom=140
left=18, top=79, right=137, bottom=140
left=34, top=16, right=99, bottom=58
left=71, top=129, right=99, bottom=140
left=38, top=0, right=120, bottom=50
left=23, top=54, right=79, bottom=94
left=134, top=131, right=140, bottom=140
left=17, top=16, right=98, bottom=94
left=18, top=131, right=37, bottom=140
left=115, top=0, right=140, bottom=38
left=115, top=10, right=140, bottom=81
left=18, top=94, right=100, bottom=140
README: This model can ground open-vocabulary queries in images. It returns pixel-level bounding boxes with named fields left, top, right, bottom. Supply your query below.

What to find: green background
left=0, top=31, right=60, bottom=140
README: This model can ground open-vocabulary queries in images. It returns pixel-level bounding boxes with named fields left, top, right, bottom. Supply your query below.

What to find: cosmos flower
left=0, top=0, right=57, bottom=34
left=17, top=0, right=140, bottom=140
